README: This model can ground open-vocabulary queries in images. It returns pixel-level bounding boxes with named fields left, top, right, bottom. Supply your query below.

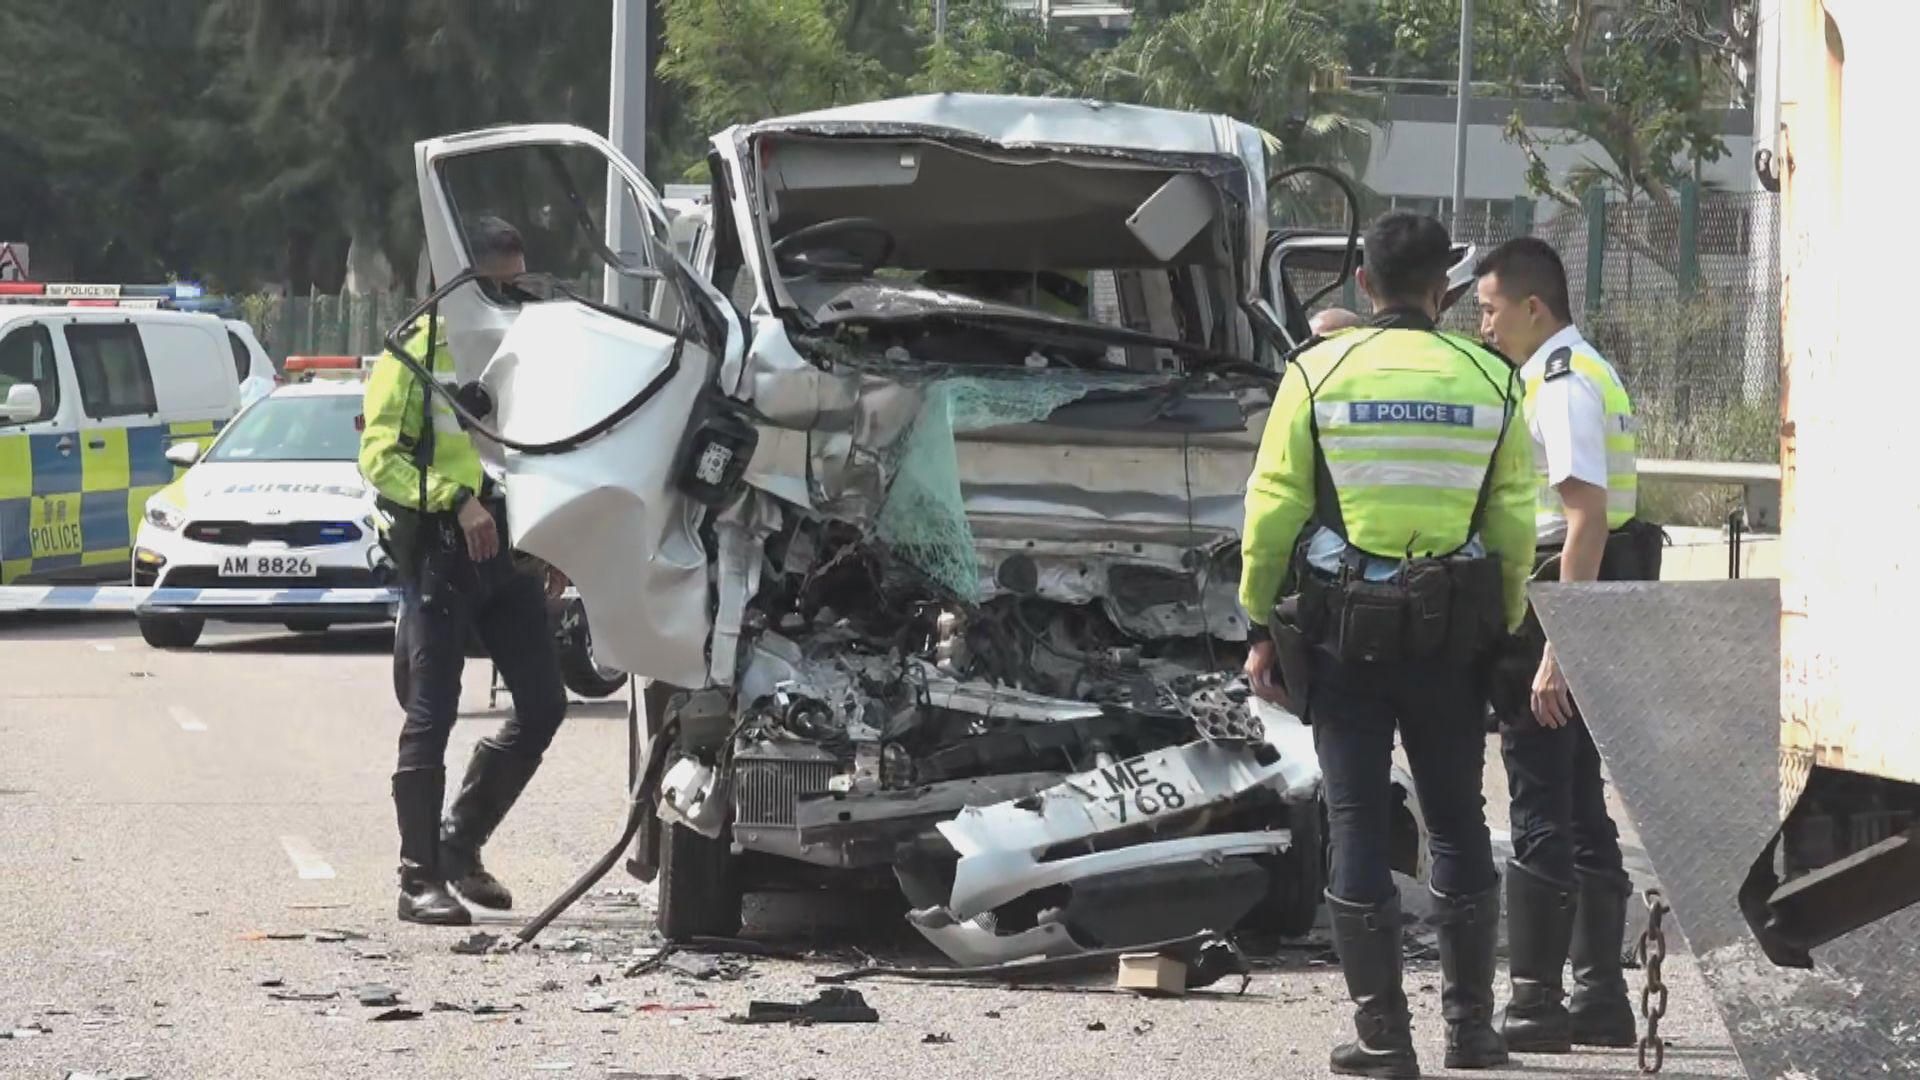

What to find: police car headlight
left=145, top=503, right=187, bottom=532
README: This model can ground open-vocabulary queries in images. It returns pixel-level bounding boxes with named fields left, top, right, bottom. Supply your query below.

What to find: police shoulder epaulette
left=1282, top=333, right=1328, bottom=367
left=1543, top=346, right=1574, bottom=381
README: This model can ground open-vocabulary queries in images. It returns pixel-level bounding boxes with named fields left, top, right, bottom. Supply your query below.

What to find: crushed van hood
left=410, top=101, right=1425, bottom=967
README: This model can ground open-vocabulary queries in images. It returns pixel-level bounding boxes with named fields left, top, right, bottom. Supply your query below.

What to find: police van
left=0, top=284, right=255, bottom=585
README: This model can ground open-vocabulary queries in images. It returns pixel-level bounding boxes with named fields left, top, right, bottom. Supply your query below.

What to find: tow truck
left=1533, top=3, right=1920, bottom=1075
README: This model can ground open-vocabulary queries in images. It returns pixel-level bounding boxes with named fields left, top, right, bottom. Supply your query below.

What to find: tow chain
left=1634, top=888, right=1671, bottom=1073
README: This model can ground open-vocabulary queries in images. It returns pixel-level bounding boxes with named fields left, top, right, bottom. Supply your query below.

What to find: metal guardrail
left=1639, top=458, right=1782, bottom=531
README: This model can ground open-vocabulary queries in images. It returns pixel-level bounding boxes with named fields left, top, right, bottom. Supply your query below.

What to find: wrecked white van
left=408, top=95, right=1442, bottom=963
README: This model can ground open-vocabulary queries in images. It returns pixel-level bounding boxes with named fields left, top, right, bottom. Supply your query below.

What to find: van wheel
left=657, top=820, right=743, bottom=941
left=557, top=602, right=626, bottom=699
left=1245, top=795, right=1327, bottom=939
left=138, top=615, right=204, bottom=650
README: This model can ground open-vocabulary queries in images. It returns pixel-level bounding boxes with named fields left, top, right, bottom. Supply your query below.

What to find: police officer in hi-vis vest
left=359, top=216, right=570, bottom=927
left=1242, top=212, right=1537, bottom=1078
left=1474, top=236, right=1660, bottom=1054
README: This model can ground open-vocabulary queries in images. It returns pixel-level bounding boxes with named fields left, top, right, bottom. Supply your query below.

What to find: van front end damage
left=411, top=96, right=1428, bottom=963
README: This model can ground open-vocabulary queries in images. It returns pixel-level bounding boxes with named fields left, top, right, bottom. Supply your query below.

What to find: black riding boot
left=1431, top=883, right=1509, bottom=1069
left=440, top=739, right=542, bottom=910
left=1569, top=868, right=1638, bottom=1047
left=1327, top=892, right=1420, bottom=1079
left=1498, top=860, right=1576, bottom=1053
left=393, top=768, right=471, bottom=926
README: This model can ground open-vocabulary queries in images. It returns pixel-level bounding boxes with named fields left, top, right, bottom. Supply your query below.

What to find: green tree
left=0, top=0, right=227, bottom=283
left=1087, top=0, right=1379, bottom=178
left=658, top=0, right=895, bottom=138
left=200, top=0, right=611, bottom=293
left=909, top=1, right=1091, bottom=97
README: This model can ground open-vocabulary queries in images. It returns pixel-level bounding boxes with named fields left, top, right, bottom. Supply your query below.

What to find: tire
left=138, top=615, right=204, bottom=650
left=656, top=819, right=743, bottom=941
left=556, top=600, right=627, bottom=699
left=284, top=618, right=331, bottom=634
left=1246, top=795, right=1328, bottom=938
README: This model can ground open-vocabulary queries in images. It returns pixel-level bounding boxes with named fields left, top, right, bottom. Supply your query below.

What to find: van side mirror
left=165, top=441, right=202, bottom=468
left=0, top=383, right=42, bottom=423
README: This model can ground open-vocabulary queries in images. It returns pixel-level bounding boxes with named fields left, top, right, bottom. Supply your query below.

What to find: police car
left=0, top=282, right=279, bottom=586
left=130, top=376, right=395, bottom=648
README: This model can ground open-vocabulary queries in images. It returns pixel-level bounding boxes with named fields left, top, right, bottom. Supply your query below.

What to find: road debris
left=636, top=1003, right=717, bottom=1015
left=257, top=976, right=285, bottom=988
left=370, top=1008, right=422, bottom=1022
left=727, top=988, right=879, bottom=1026
left=1116, top=953, right=1187, bottom=998
left=531, top=1063, right=575, bottom=1072
left=451, top=931, right=501, bottom=955
left=311, top=928, right=369, bottom=943
left=923, top=1032, right=955, bottom=1045
left=356, top=985, right=401, bottom=1008
left=3, top=1021, right=54, bottom=1039
left=267, top=989, right=337, bottom=1003
left=1086, top=1021, right=1108, bottom=1032
left=574, top=994, right=624, bottom=1014
left=818, top=931, right=1250, bottom=993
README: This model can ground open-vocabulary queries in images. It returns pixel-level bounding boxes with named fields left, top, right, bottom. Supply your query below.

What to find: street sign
left=0, top=242, right=27, bottom=281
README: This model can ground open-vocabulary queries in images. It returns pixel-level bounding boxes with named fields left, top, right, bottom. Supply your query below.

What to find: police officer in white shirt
left=1474, top=237, right=1658, bottom=1057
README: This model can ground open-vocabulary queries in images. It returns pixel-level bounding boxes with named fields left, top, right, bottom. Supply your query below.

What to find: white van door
left=415, top=124, right=743, bottom=689
left=140, top=320, right=242, bottom=422
left=0, top=316, right=81, bottom=583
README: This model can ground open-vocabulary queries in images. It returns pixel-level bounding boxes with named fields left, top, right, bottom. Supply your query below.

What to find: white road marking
left=168, top=706, right=207, bottom=733
left=93, top=643, right=115, bottom=653
left=279, top=835, right=336, bottom=880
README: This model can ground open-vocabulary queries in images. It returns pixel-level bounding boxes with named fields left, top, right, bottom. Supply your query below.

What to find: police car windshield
left=206, top=394, right=364, bottom=463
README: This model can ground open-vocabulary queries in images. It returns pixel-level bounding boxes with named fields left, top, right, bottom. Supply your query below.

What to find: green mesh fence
left=1282, top=187, right=1782, bottom=466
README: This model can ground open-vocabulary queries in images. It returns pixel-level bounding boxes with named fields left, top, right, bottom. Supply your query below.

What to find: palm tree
left=1086, top=0, right=1380, bottom=220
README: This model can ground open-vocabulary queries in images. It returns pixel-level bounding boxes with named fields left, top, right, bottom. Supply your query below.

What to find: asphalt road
left=0, top=613, right=1748, bottom=1080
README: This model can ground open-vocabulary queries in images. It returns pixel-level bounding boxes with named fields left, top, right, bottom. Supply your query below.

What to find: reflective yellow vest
left=1240, top=327, right=1538, bottom=632
left=357, top=318, right=484, bottom=518
left=1522, top=348, right=1637, bottom=538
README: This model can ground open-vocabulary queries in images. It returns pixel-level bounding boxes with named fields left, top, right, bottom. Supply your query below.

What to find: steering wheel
left=771, top=217, right=897, bottom=277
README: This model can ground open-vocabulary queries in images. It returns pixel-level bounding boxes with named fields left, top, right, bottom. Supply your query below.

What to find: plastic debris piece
left=727, top=988, right=879, bottom=1026
left=370, top=1008, right=422, bottom=1022
left=267, top=990, right=337, bottom=1002
left=357, top=985, right=401, bottom=1008
left=1087, top=1021, right=1108, bottom=1032
left=532, top=1063, right=575, bottom=1072
left=574, top=995, right=624, bottom=1014
left=257, top=977, right=285, bottom=988
left=635, top=1004, right=716, bottom=1015
left=923, top=1032, right=955, bottom=1045
left=451, top=932, right=501, bottom=955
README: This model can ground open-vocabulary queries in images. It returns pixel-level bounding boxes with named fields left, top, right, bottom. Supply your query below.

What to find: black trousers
left=1310, top=648, right=1497, bottom=904
left=1501, top=705, right=1625, bottom=885
left=393, top=553, right=567, bottom=772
